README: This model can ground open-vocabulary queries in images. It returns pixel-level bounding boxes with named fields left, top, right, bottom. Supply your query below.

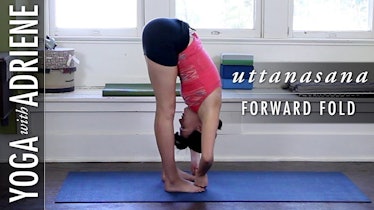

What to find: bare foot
left=162, top=168, right=195, bottom=182
left=164, top=178, right=205, bottom=193
left=195, top=174, right=208, bottom=188
left=178, top=169, right=195, bottom=181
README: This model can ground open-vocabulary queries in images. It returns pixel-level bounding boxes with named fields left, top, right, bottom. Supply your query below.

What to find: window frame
left=288, top=0, right=374, bottom=39
left=169, top=0, right=263, bottom=38
left=49, top=0, right=144, bottom=38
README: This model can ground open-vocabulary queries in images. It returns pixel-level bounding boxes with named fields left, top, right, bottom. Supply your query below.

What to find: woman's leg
left=146, top=57, right=204, bottom=193
left=195, top=88, right=222, bottom=188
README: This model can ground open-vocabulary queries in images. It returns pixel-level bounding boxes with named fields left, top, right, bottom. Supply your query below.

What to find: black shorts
left=142, top=18, right=190, bottom=66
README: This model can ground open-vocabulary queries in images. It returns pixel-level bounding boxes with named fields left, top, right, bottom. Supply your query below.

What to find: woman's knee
left=157, top=105, right=176, bottom=121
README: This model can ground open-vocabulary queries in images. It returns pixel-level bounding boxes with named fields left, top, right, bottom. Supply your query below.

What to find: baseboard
left=41, top=132, right=374, bottom=162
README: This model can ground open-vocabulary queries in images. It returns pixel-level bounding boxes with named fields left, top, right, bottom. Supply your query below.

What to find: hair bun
left=174, top=132, right=188, bottom=150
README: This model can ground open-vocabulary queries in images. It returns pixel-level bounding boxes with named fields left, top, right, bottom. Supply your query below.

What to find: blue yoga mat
left=56, top=171, right=370, bottom=203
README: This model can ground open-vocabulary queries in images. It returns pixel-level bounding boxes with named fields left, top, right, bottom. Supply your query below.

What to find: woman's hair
left=174, top=120, right=222, bottom=153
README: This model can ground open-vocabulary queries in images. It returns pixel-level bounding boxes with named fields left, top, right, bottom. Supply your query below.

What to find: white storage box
left=36, top=67, right=76, bottom=93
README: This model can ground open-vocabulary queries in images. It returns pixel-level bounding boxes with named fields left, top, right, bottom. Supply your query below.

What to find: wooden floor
left=45, top=162, right=374, bottom=210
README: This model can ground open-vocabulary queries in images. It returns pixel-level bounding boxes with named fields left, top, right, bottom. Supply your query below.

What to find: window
left=172, top=0, right=261, bottom=38
left=50, top=0, right=142, bottom=37
left=49, top=0, right=374, bottom=40
left=290, top=0, right=374, bottom=38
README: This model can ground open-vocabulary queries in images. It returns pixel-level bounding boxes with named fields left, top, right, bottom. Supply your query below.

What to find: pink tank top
left=177, top=33, right=221, bottom=113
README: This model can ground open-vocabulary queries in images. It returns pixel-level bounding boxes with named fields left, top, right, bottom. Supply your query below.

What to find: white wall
left=39, top=91, right=374, bottom=163
left=57, top=39, right=374, bottom=87
left=2, top=95, right=374, bottom=163
left=48, top=26, right=374, bottom=163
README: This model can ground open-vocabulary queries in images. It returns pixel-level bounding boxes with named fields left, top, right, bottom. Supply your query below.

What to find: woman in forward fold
left=142, top=18, right=222, bottom=193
